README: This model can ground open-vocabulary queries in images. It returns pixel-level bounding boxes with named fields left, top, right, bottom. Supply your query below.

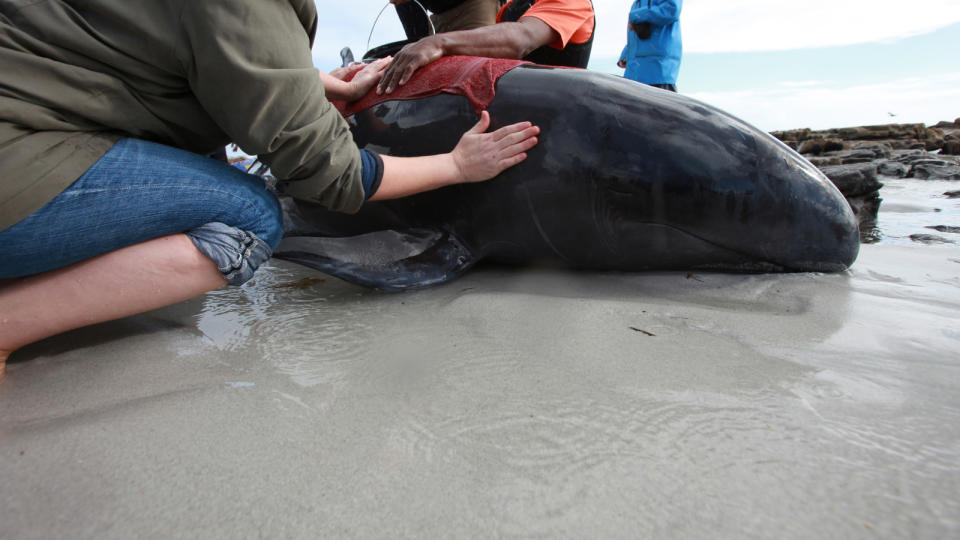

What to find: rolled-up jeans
left=0, top=138, right=283, bottom=285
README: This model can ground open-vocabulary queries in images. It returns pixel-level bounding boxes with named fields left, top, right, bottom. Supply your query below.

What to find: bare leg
left=0, top=234, right=227, bottom=379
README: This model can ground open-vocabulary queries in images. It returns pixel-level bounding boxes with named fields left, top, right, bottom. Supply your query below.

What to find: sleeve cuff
left=359, top=149, right=384, bottom=200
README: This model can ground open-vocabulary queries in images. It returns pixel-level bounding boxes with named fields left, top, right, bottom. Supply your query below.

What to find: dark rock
left=910, top=233, right=954, bottom=244
left=819, top=163, right=883, bottom=196
left=772, top=123, right=948, bottom=151
left=927, top=225, right=960, bottom=234
left=832, top=149, right=883, bottom=164
left=874, top=139, right=922, bottom=150
left=924, top=137, right=945, bottom=152
left=807, top=156, right=842, bottom=167
left=893, top=151, right=933, bottom=163
left=823, top=139, right=846, bottom=153
left=933, top=119, right=960, bottom=128
left=878, top=160, right=909, bottom=177
left=945, top=190, right=960, bottom=198
left=841, top=157, right=876, bottom=165
left=942, top=141, right=960, bottom=155
left=773, top=121, right=960, bottom=189
left=848, top=192, right=882, bottom=230
left=841, top=123, right=930, bottom=142
left=891, top=153, right=960, bottom=178
left=797, top=138, right=844, bottom=155
left=770, top=128, right=811, bottom=142
left=860, top=226, right=883, bottom=244
left=900, top=156, right=946, bottom=167
left=906, top=159, right=960, bottom=180
left=848, top=141, right=893, bottom=158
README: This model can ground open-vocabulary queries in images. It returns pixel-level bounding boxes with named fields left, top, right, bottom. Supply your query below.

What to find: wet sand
left=2, top=176, right=959, bottom=538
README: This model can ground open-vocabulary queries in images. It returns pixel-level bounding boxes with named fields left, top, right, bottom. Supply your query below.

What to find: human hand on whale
left=377, top=37, right=444, bottom=95
left=376, top=14, right=557, bottom=95
left=319, top=57, right=392, bottom=102
left=368, top=110, right=540, bottom=201
left=310, top=54, right=539, bottom=201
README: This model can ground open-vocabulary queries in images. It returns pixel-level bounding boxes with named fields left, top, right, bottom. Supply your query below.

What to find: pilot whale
left=275, top=60, right=859, bottom=291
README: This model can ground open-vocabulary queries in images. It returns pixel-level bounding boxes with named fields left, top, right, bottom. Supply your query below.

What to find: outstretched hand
left=319, top=57, right=393, bottom=102
left=329, top=63, right=363, bottom=81
left=368, top=111, right=539, bottom=201
left=451, top=111, right=540, bottom=183
left=346, top=57, right=392, bottom=101
left=377, top=37, right=444, bottom=95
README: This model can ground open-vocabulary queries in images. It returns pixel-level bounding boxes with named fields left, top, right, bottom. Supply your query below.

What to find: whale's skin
left=276, top=64, right=860, bottom=291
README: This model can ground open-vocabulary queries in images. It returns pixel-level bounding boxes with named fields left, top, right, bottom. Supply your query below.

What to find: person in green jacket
left=0, top=0, right=539, bottom=378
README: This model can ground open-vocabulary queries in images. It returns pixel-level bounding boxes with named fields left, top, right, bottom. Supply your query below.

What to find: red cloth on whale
left=332, top=56, right=529, bottom=117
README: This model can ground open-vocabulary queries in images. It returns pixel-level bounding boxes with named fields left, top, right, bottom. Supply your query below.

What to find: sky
left=311, top=0, right=960, bottom=132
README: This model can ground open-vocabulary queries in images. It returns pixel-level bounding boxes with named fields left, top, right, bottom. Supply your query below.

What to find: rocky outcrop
left=933, top=118, right=960, bottom=129
left=817, top=163, right=883, bottom=234
left=772, top=122, right=950, bottom=153
left=889, top=153, right=960, bottom=179
left=910, top=233, right=955, bottom=245
left=818, top=163, right=882, bottom=196
left=770, top=119, right=960, bottom=241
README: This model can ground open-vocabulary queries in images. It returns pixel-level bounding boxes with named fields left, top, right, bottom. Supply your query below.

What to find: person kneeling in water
left=0, top=0, right=539, bottom=379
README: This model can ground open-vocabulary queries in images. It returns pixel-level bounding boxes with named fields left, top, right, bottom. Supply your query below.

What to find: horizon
left=311, top=0, right=959, bottom=132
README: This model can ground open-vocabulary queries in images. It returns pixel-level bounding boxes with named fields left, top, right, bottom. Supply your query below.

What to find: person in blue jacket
left=617, top=0, right=682, bottom=91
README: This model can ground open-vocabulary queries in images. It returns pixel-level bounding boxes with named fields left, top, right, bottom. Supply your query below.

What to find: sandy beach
left=2, top=172, right=959, bottom=538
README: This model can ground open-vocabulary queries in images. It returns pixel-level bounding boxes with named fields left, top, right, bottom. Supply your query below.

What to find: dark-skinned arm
left=377, top=17, right=558, bottom=94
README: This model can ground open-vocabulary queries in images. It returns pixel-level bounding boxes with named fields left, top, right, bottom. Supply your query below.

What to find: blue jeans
left=0, top=138, right=282, bottom=285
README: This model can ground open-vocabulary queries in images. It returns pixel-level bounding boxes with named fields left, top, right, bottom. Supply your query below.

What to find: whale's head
left=588, top=93, right=861, bottom=272
left=492, top=68, right=860, bottom=272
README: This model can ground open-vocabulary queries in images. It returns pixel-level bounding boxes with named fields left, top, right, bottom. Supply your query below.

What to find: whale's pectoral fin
left=273, top=228, right=477, bottom=291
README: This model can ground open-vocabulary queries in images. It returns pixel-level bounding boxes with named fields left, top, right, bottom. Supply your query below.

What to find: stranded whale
left=275, top=59, right=859, bottom=291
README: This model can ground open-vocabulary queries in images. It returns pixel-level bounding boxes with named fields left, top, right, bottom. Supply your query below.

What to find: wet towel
left=332, top=56, right=529, bottom=117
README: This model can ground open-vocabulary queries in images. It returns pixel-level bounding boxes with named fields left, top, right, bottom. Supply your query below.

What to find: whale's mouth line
left=522, top=184, right=575, bottom=265
left=523, top=183, right=785, bottom=270
left=522, top=177, right=786, bottom=269
left=631, top=219, right=785, bottom=266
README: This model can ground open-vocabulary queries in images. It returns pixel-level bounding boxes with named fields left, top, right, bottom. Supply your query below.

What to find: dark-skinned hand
left=377, top=36, right=444, bottom=95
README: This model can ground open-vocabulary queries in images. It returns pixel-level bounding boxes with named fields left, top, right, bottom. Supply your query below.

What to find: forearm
left=435, top=21, right=546, bottom=59
left=366, top=111, right=539, bottom=202
left=368, top=154, right=460, bottom=201
left=318, top=70, right=358, bottom=101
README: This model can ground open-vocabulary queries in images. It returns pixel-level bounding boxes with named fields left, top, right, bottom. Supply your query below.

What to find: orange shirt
left=496, top=0, right=595, bottom=49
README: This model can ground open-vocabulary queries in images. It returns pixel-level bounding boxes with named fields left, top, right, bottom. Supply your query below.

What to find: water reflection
left=865, top=176, right=960, bottom=245
left=195, top=262, right=379, bottom=388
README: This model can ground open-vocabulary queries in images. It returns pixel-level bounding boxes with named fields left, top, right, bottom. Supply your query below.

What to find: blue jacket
left=619, top=0, right=682, bottom=85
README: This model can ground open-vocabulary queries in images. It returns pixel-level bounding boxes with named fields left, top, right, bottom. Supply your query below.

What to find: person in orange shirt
left=378, top=0, right=595, bottom=94
left=390, top=0, right=501, bottom=34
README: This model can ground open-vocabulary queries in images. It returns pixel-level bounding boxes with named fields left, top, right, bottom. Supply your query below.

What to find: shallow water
left=1, top=178, right=959, bottom=538
left=867, top=176, right=960, bottom=245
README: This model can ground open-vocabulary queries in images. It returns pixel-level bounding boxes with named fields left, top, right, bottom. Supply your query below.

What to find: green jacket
left=0, top=0, right=364, bottom=232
